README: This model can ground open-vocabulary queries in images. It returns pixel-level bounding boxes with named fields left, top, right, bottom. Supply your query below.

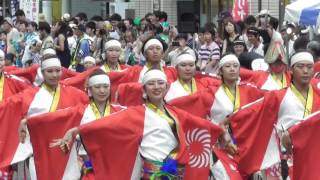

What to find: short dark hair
left=155, top=11, right=168, bottom=22
left=268, top=16, right=279, bottom=30
left=145, top=12, right=154, bottom=19
left=109, top=13, right=122, bottom=21
left=143, top=23, right=156, bottom=33
left=38, top=21, right=51, bottom=34
left=247, top=26, right=260, bottom=37
left=293, top=35, right=309, bottom=52
left=176, top=33, right=188, bottom=40
left=124, top=18, right=134, bottom=26
left=76, top=12, right=87, bottom=22
left=15, top=9, right=25, bottom=17
left=237, top=21, right=246, bottom=32
left=86, top=21, right=96, bottom=31
left=55, top=21, right=69, bottom=37
left=91, top=15, right=103, bottom=22
left=5, top=53, right=15, bottom=62
left=307, top=41, right=320, bottom=58
left=161, top=12, right=168, bottom=22
left=244, top=15, right=256, bottom=25
left=18, top=20, right=28, bottom=27
left=28, top=21, right=38, bottom=31
left=117, top=21, right=127, bottom=33
left=203, top=22, right=216, bottom=38
left=70, top=17, right=79, bottom=25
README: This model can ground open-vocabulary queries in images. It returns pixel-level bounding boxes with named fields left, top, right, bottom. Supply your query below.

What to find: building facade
left=111, top=0, right=285, bottom=27
left=0, top=0, right=288, bottom=27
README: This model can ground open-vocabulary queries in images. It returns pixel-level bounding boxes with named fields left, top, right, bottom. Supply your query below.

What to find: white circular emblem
left=186, top=128, right=211, bottom=168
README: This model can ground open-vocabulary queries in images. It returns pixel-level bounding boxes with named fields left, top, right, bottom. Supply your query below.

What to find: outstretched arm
left=50, top=127, right=80, bottom=153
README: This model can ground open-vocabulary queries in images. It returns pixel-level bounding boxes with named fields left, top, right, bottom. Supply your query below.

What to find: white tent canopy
left=285, top=0, right=320, bottom=27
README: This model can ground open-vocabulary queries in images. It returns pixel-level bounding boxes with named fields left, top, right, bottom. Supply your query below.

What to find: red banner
left=232, top=0, right=248, bottom=21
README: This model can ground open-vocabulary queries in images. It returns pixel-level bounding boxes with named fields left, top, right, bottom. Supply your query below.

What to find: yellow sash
left=178, top=78, right=197, bottom=95
left=271, top=73, right=287, bottom=88
left=146, top=102, right=175, bottom=128
left=42, top=83, right=61, bottom=112
left=103, top=63, right=121, bottom=73
left=222, top=84, right=240, bottom=112
left=290, top=84, right=313, bottom=118
left=90, top=100, right=110, bottom=119
left=0, top=74, right=4, bottom=102
left=146, top=62, right=164, bottom=72
left=146, top=101, right=180, bottom=159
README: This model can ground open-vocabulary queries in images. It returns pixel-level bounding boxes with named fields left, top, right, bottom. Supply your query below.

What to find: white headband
left=142, top=69, right=167, bottom=85
left=219, top=54, right=239, bottom=69
left=144, top=39, right=163, bottom=52
left=88, top=74, right=110, bottom=87
left=175, top=54, right=196, bottom=66
left=41, top=58, right=61, bottom=70
left=105, top=40, right=122, bottom=50
left=290, top=52, right=314, bottom=67
left=42, top=48, right=56, bottom=56
left=84, top=56, right=96, bottom=65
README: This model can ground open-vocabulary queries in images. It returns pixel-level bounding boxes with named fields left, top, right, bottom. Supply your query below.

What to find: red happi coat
left=314, top=60, right=320, bottom=73
left=79, top=105, right=223, bottom=180
left=115, top=72, right=221, bottom=107
left=60, top=64, right=129, bottom=92
left=229, top=82, right=320, bottom=176
left=169, top=83, right=265, bottom=122
left=62, top=65, right=177, bottom=102
left=1, top=73, right=31, bottom=101
left=289, top=110, right=320, bottom=180
left=0, top=84, right=88, bottom=168
left=60, top=67, right=100, bottom=92
left=3, top=66, right=19, bottom=72
left=240, top=68, right=291, bottom=89
left=99, top=63, right=128, bottom=73
left=27, top=104, right=124, bottom=180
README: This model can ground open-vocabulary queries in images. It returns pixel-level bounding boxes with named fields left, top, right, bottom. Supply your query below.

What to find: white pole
left=61, top=0, right=70, bottom=17
left=42, top=0, right=52, bottom=25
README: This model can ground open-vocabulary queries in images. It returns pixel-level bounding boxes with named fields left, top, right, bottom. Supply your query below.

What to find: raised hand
left=49, top=127, right=80, bottom=153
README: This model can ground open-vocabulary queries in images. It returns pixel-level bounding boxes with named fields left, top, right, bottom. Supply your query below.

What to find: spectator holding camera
left=167, top=33, right=195, bottom=66
left=93, top=27, right=107, bottom=65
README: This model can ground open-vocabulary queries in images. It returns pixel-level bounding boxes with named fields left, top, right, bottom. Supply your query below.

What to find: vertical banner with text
left=20, top=0, right=39, bottom=22
left=232, top=0, right=248, bottom=21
